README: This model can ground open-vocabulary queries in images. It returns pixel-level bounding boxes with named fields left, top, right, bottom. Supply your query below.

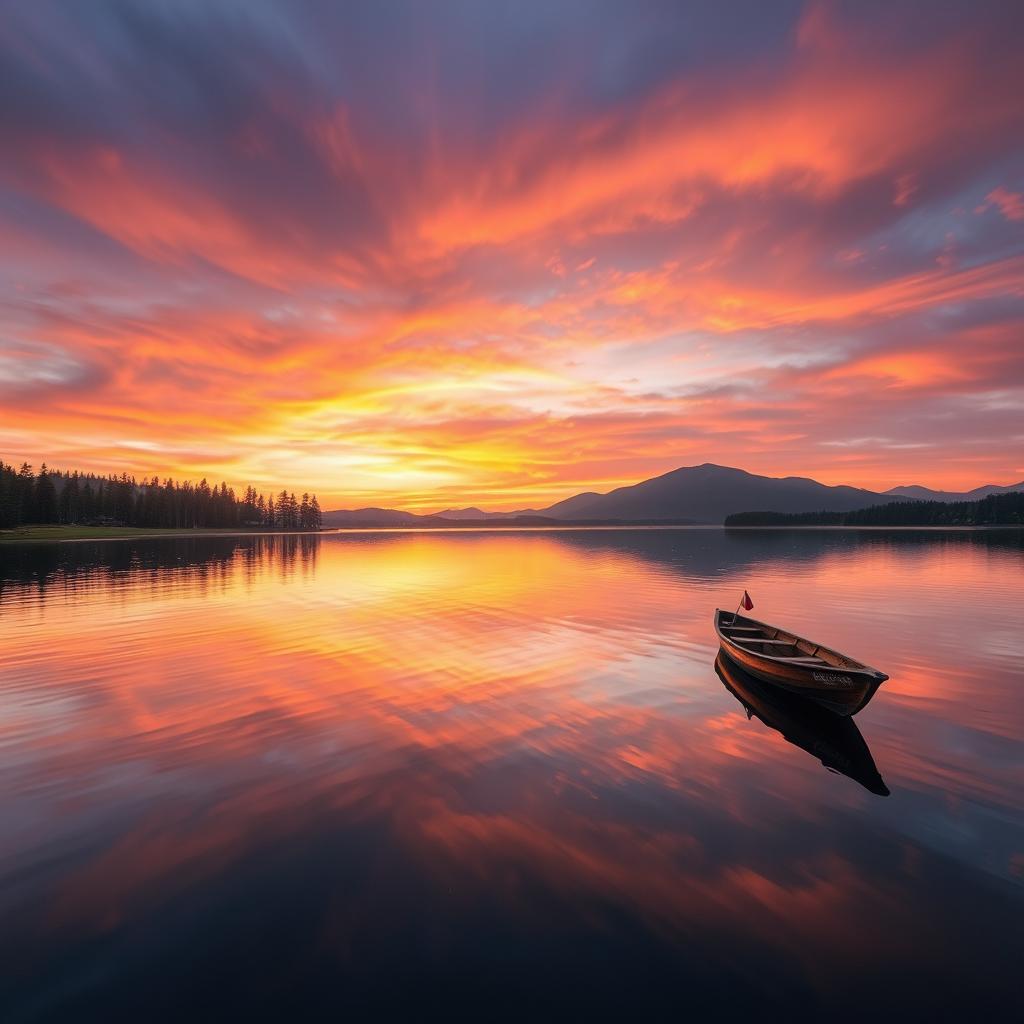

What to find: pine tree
left=34, top=464, right=57, bottom=523
left=17, top=463, right=34, bottom=522
left=0, top=462, right=22, bottom=527
left=81, top=480, right=96, bottom=523
left=60, top=472, right=81, bottom=524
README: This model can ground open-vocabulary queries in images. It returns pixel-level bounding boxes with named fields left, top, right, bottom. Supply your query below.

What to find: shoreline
left=719, top=524, right=1022, bottom=532
left=0, top=526, right=323, bottom=544
left=325, top=523, right=1021, bottom=534
left=2, top=523, right=1021, bottom=544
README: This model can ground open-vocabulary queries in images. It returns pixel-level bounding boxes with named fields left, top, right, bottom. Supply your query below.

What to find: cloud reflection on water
left=0, top=528, right=1022, bottom=1018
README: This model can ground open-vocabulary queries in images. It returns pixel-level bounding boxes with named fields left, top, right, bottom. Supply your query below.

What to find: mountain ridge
left=322, top=463, right=1024, bottom=528
left=884, top=481, right=1024, bottom=502
left=530, top=463, right=891, bottom=524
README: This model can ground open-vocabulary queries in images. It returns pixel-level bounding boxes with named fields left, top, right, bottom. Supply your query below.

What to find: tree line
left=724, top=492, right=1024, bottom=527
left=0, top=461, right=322, bottom=531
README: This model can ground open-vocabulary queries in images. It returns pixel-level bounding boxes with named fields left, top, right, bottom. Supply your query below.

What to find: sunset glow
left=2, top=2, right=1023, bottom=507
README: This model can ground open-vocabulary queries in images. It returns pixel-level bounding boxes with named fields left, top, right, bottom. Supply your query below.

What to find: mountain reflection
left=4, top=524, right=1021, bottom=598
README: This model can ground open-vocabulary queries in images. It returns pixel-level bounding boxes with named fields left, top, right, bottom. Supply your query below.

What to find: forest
left=0, top=461, right=322, bottom=531
left=724, top=492, right=1024, bottom=527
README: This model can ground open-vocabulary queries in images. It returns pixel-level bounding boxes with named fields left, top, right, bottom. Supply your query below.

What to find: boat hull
left=714, top=609, right=887, bottom=717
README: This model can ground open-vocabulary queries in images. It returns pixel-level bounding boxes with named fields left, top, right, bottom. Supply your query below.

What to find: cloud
left=978, top=186, right=1024, bottom=222
left=0, top=1, right=1022, bottom=503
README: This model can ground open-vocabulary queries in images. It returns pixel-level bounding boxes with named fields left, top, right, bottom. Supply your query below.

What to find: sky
left=1, top=0, right=1023, bottom=510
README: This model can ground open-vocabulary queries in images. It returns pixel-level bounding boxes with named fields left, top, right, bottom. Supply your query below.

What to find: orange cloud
left=1, top=2, right=1022, bottom=503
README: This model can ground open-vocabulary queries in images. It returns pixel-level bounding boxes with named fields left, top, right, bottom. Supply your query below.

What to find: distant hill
left=320, top=507, right=693, bottom=528
left=884, top=481, right=1024, bottom=502
left=322, top=505, right=530, bottom=527
left=431, top=507, right=518, bottom=521
left=320, top=507, right=423, bottom=527
left=531, top=463, right=896, bottom=524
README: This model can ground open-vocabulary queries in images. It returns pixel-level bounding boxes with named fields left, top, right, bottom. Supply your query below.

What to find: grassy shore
left=0, top=525, right=290, bottom=543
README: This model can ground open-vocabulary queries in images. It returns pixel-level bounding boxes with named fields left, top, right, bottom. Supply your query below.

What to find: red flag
left=740, top=591, right=753, bottom=610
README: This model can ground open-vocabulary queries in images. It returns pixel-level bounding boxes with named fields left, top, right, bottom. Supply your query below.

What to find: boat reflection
left=714, top=653, right=890, bottom=796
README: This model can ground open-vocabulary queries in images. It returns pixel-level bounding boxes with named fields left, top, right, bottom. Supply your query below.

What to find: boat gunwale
left=714, top=608, right=888, bottom=682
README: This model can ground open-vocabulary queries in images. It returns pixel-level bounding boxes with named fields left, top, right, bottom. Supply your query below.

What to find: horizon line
left=7, top=455, right=1020, bottom=517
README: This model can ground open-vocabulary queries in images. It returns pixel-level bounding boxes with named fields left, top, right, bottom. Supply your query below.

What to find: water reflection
left=0, top=532, right=319, bottom=599
left=715, top=652, right=889, bottom=796
left=0, top=528, right=1022, bottom=1020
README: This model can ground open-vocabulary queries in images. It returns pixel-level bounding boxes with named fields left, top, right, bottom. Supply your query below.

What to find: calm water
left=1, top=528, right=1022, bottom=1021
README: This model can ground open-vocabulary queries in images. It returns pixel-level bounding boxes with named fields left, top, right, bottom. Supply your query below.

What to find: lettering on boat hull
left=812, top=672, right=855, bottom=688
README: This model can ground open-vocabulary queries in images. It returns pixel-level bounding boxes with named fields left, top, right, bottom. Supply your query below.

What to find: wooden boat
left=714, top=608, right=888, bottom=716
left=715, top=653, right=889, bottom=795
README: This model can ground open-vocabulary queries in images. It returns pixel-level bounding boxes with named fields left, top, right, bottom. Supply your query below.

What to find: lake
left=1, top=528, right=1022, bottom=1021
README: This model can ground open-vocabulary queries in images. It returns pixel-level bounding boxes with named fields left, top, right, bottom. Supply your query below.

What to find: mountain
left=322, top=465, right=1024, bottom=528
left=533, top=463, right=898, bottom=524
left=320, top=507, right=423, bottom=527
left=431, top=507, right=517, bottom=520
left=320, top=507, right=563, bottom=528
left=884, top=481, right=1024, bottom=502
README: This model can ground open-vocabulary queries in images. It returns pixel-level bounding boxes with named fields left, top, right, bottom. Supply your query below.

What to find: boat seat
left=724, top=626, right=761, bottom=632
left=735, top=639, right=791, bottom=645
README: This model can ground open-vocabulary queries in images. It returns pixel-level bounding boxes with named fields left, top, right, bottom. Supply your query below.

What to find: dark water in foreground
left=1, top=528, right=1022, bottom=1021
